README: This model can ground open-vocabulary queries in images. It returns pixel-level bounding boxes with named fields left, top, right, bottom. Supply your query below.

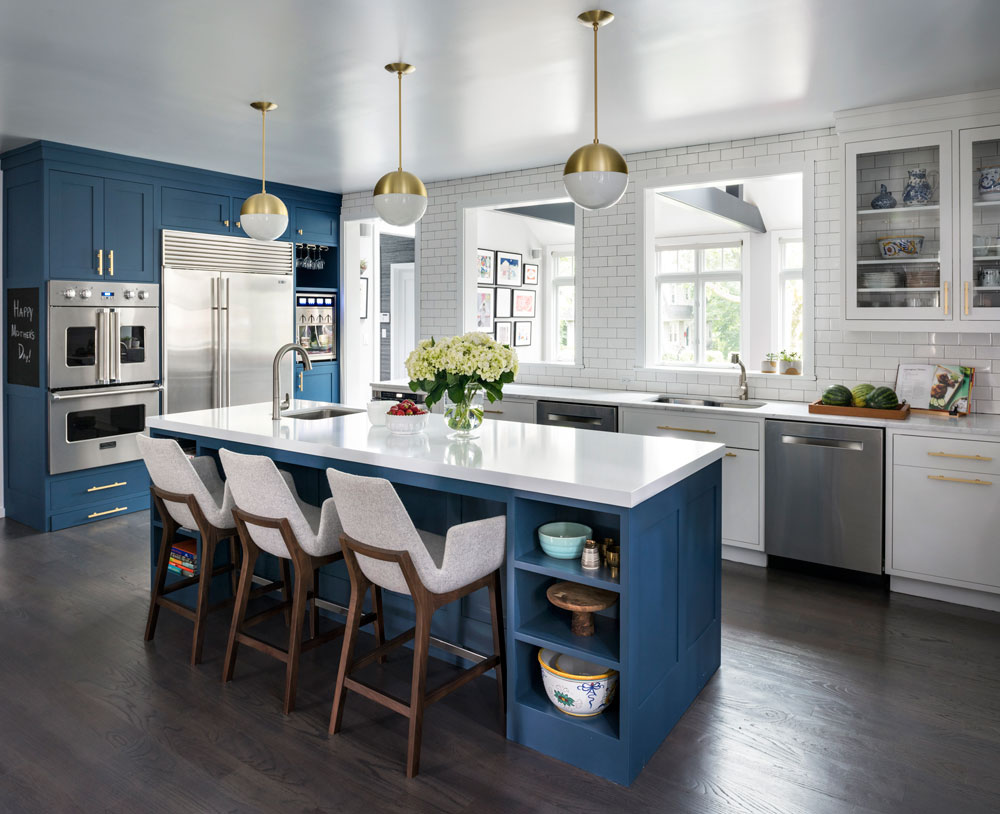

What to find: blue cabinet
left=49, top=170, right=104, bottom=279
left=161, top=186, right=232, bottom=234
left=49, top=170, right=153, bottom=282
left=295, top=362, right=340, bottom=402
left=293, top=205, right=338, bottom=245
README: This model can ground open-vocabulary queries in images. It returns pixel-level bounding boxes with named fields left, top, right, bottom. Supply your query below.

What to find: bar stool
left=138, top=435, right=242, bottom=666
left=219, top=449, right=381, bottom=715
left=326, top=468, right=506, bottom=778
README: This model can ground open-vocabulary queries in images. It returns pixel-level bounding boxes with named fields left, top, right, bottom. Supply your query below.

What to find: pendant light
left=563, top=10, right=629, bottom=211
left=241, top=101, right=289, bottom=241
left=373, top=63, right=427, bottom=227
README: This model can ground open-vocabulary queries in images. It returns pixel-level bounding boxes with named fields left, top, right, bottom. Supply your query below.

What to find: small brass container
left=604, top=543, right=620, bottom=578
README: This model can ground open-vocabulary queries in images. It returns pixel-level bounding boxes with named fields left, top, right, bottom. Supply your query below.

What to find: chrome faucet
left=731, top=352, right=749, bottom=400
left=273, top=343, right=312, bottom=420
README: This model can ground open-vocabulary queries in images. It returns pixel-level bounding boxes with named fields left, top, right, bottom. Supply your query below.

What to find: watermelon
left=866, top=386, right=900, bottom=410
left=851, top=383, right=876, bottom=407
left=821, top=384, right=853, bottom=406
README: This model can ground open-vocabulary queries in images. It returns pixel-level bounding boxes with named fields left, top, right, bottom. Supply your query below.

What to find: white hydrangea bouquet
left=406, top=332, right=519, bottom=438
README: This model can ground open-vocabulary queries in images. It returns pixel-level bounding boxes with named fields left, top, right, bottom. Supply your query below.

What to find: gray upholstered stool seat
left=219, top=449, right=381, bottom=715
left=325, top=467, right=506, bottom=777
left=137, top=434, right=240, bottom=666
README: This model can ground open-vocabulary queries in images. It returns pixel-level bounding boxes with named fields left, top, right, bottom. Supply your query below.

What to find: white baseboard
left=891, top=576, right=1000, bottom=613
left=722, top=545, right=767, bottom=568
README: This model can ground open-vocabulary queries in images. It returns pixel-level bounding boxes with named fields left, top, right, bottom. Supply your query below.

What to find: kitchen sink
left=282, top=407, right=360, bottom=420
left=650, top=395, right=765, bottom=410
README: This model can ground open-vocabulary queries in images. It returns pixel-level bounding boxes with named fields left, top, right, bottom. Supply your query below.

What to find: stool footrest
left=343, top=677, right=411, bottom=717
left=425, top=656, right=500, bottom=707
left=236, top=622, right=346, bottom=662
left=349, top=624, right=414, bottom=673
left=160, top=562, right=236, bottom=596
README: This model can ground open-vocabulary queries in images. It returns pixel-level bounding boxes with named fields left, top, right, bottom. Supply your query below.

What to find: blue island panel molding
left=147, top=427, right=722, bottom=786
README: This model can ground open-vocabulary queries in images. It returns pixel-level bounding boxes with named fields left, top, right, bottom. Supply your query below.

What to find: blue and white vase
left=902, top=168, right=934, bottom=206
left=979, top=166, right=1000, bottom=200
left=870, top=184, right=897, bottom=209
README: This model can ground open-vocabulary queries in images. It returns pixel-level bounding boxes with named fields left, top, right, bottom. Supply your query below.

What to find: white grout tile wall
left=343, top=127, right=1000, bottom=414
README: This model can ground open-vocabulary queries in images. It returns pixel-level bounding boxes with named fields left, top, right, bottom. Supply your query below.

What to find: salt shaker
left=581, top=539, right=601, bottom=570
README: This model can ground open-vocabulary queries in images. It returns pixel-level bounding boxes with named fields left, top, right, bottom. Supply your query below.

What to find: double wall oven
left=47, top=280, right=161, bottom=474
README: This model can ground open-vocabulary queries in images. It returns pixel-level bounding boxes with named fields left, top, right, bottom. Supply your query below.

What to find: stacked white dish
left=859, top=269, right=903, bottom=289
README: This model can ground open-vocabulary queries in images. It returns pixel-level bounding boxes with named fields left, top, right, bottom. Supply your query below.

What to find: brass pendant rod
left=397, top=70, right=403, bottom=172
left=593, top=22, right=599, bottom=144
left=260, top=108, right=267, bottom=193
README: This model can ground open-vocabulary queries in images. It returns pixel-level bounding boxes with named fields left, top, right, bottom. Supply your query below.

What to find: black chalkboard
left=7, top=287, right=39, bottom=387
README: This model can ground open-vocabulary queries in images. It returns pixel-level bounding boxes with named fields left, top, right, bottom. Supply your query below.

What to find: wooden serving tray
left=808, top=400, right=910, bottom=420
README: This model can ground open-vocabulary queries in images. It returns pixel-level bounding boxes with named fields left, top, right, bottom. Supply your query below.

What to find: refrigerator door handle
left=211, top=276, right=221, bottom=408
left=223, top=277, right=231, bottom=406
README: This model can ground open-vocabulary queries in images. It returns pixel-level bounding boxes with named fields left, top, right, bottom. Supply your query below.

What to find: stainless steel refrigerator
left=162, top=230, right=295, bottom=414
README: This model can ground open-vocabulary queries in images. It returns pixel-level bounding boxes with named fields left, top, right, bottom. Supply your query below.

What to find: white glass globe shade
left=374, top=192, right=428, bottom=227
left=240, top=211, right=289, bottom=241
left=563, top=170, right=629, bottom=211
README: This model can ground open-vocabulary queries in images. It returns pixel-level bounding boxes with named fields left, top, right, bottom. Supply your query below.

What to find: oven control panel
left=54, top=282, right=157, bottom=306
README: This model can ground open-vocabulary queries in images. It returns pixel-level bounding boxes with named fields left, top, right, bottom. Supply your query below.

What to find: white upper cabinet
left=837, top=89, right=1000, bottom=329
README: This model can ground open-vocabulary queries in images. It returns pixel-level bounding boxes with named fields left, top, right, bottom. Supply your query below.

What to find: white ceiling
left=1, top=0, right=997, bottom=195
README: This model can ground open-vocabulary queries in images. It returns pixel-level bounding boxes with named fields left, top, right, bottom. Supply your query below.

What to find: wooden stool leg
left=145, top=520, right=174, bottom=642
left=310, top=567, right=320, bottom=640
left=283, top=567, right=310, bottom=715
left=228, top=537, right=240, bottom=596
left=279, top=558, right=292, bottom=626
left=488, top=572, right=506, bottom=718
left=372, top=585, right=385, bottom=663
left=223, top=536, right=258, bottom=684
left=191, top=532, right=217, bottom=665
left=406, top=603, right=433, bottom=778
left=329, top=572, right=368, bottom=735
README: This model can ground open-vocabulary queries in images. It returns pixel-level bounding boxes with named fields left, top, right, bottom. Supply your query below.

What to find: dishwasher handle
left=780, top=434, right=864, bottom=451
left=546, top=414, right=604, bottom=426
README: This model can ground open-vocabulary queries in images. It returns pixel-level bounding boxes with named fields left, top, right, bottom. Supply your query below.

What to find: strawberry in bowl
left=385, top=400, right=430, bottom=435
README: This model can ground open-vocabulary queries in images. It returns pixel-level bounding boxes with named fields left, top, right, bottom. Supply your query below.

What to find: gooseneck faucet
left=273, top=343, right=312, bottom=419
left=731, top=352, right=749, bottom=401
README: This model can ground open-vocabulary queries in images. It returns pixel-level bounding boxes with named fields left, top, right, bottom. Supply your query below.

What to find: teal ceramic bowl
left=538, top=522, right=592, bottom=559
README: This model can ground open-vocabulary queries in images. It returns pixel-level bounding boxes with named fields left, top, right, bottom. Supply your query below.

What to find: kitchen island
left=146, top=400, right=725, bottom=785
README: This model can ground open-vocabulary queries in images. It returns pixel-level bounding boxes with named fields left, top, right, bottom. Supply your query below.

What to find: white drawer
left=894, top=434, right=1000, bottom=477
left=620, top=407, right=759, bottom=450
left=483, top=398, right=535, bottom=424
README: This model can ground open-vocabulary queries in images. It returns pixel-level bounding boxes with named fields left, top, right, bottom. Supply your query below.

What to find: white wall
left=343, top=127, right=1000, bottom=414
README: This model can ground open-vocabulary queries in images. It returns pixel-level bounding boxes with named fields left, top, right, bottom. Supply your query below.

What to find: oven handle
left=51, top=385, right=163, bottom=401
left=95, top=309, right=108, bottom=384
left=110, top=309, right=121, bottom=383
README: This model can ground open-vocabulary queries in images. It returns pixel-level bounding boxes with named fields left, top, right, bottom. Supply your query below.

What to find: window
left=550, top=251, right=576, bottom=363
left=778, top=238, right=804, bottom=359
left=654, top=243, right=743, bottom=365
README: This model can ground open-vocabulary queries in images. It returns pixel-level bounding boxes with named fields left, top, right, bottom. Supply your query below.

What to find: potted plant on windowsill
left=761, top=352, right=779, bottom=374
left=779, top=350, right=802, bottom=375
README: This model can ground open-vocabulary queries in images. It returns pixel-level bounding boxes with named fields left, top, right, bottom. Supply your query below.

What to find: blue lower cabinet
left=47, top=460, right=150, bottom=530
left=295, top=362, right=339, bottom=402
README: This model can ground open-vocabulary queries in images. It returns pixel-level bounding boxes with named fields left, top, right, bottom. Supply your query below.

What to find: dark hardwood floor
left=1, top=511, right=998, bottom=813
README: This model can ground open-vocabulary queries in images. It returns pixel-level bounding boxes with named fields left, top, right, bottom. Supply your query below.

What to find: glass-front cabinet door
left=845, top=132, right=953, bottom=320
left=959, top=125, right=1000, bottom=320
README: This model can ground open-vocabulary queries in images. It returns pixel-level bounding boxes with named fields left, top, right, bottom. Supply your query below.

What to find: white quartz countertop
left=371, top=381, right=1000, bottom=438
left=147, top=400, right=725, bottom=508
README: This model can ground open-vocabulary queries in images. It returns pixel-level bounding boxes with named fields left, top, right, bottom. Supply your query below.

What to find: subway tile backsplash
left=342, top=127, right=1000, bottom=414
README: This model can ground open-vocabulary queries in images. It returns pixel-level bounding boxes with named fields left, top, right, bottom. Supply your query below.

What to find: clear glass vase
left=444, top=385, right=485, bottom=439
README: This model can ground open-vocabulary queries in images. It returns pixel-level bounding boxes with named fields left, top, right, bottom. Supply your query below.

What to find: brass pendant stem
left=397, top=70, right=403, bottom=172
left=260, top=108, right=267, bottom=193
left=593, top=22, right=599, bottom=144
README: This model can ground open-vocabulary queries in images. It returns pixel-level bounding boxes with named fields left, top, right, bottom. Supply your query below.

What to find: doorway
left=390, top=263, right=415, bottom=380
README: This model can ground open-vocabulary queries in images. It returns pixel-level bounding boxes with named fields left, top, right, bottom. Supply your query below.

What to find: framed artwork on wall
left=512, top=288, right=536, bottom=318
left=496, top=251, right=523, bottom=287
left=495, top=286, right=512, bottom=318
left=476, top=249, right=495, bottom=285
left=476, top=287, right=496, bottom=332
left=494, top=321, right=512, bottom=345
left=514, top=321, right=532, bottom=347
left=360, top=277, right=369, bottom=319
left=524, top=263, right=539, bottom=285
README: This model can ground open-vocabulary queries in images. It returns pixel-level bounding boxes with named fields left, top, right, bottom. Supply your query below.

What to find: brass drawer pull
left=927, top=475, right=991, bottom=486
left=724, top=452, right=737, bottom=457
left=87, top=481, right=127, bottom=492
left=298, top=371, right=304, bottom=392
left=927, top=451, right=992, bottom=462
left=484, top=409, right=504, bottom=415
left=656, top=425, right=716, bottom=435
left=88, top=506, right=128, bottom=518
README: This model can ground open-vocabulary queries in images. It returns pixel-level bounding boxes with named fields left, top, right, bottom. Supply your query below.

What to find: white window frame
left=547, top=245, right=576, bottom=363
left=652, top=235, right=747, bottom=367
left=773, top=231, right=805, bottom=357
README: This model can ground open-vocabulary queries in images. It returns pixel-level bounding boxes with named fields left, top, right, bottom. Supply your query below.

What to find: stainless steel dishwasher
left=536, top=400, right=618, bottom=432
left=765, top=420, right=884, bottom=574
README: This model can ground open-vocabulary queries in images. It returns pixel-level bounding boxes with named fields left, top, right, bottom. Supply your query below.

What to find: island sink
left=281, top=406, right=360, bottom=420
left=652, top=395, right=765, bottom=409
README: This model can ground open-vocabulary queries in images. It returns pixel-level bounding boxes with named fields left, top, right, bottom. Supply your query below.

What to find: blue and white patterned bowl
left=538, top=648, right=618, bottom=717
left=878, top=235, right=924, bottom=258
left=979, top=166, right=1000, bottom=200
left=537, top=522, right=592, bottom=559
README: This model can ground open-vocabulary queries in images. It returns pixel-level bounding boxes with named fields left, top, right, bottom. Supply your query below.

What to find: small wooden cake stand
left=546, top=581, right=617, bottom=637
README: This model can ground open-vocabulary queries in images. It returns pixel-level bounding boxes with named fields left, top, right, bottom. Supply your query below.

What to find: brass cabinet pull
left=943, top=281, right=949, bottom=315
left=484, top=409, right=504, bottom=415
left=224, top=219, right=230, bottom=227
left=236, top=221, right=241, bottom=229
left=297, top=229, right=303, bottom=235
left=87, top=481, right=127, bottom=492
left=108, top=249, right=114, bottom=276
left=964, top=281, right=970, bottom=315
left=298, top=371, right=304, bottom=392
left=927, top=475, right=991, bottom=486
left=927, top=451, right=992, bottom=462
left=656, top=425, right=717, bottom=435
left=97, top=248, right=103, bottom=275
left=724, top=452, right=737, bottom=457
left=88, top=506, right=128, bottom=518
